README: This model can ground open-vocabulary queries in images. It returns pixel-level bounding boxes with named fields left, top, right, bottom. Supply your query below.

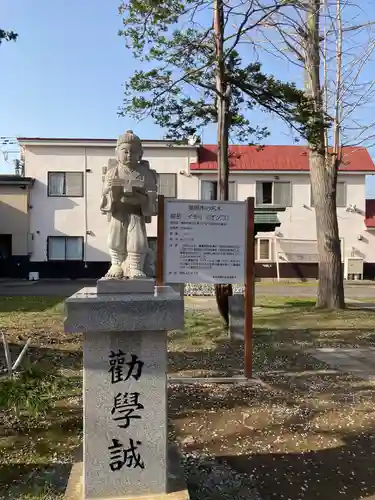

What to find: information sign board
left=163, top=200, right=247, bottom=284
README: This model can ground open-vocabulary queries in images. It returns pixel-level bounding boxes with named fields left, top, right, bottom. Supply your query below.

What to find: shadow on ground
left=169, top=338, right=245, bottom=378
left=0, top=388, right=82, bottom=497
left=169, top=375, right=375, bottom=500
left=0, top=463, right=71, bottom=498
left=0, top=343, right=82, bottom=373
left=168, top=325, right=373, bottom=378
left=222, top=429, right=375, bottom=500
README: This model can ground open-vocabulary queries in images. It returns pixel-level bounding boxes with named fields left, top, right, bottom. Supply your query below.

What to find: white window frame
left=200, top=180, right=237, bottom=200
left=47, top=236, right=84, bottom=261
left=158, top=173, right=177, bottom=198
left=275, top=237, right=345, bottom=262
left=310, top=181, right=347, bottom=208
left=256, top=180, right=292, bottom=207
left=256, top=238, right=273, bottom=262
left=256, top=181, right=273, bottom=206
left=48, top=171, right=84, bottom=197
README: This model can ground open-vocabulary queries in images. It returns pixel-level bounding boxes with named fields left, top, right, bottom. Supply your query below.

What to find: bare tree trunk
left=333, top=0, right=343, bottom=159
left=214, top=0, right=230, bottom=199
left=309, top=154, right=344, bottom=308
left=305, top=0, right=345, bottom=309
left=322, top=0, right=329, bottom=155
left=214, top=0, right=232, bottom=324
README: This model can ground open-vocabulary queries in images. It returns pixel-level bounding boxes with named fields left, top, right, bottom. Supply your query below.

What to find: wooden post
left=244, top=197, right=255, bottom=378
left=156, top=195, right=165, bottom=286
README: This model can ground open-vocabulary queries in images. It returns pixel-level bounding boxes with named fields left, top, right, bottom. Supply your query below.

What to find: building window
left=48, top=172, right=84, bottom=197
left=256, top=181, right=292, bottom=207
left=256, top=238, right=272, bottom=261
left=158, top=173, right=177, bottom=198
left=47, top=236, right=83, bottom=261
left=201, top=180, right=236, bottom=200
left=310, top=181, right=346, bottom=208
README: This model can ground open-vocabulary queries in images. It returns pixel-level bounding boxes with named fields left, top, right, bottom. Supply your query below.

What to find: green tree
left=118, top=1, right=326, bottom=145
left=118, top=0, right=329, bottom=321
left=0, top=29, right=17, bottom=44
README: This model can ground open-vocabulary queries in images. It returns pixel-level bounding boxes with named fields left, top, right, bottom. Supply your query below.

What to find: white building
left=17, top=137, right=375, bottom=280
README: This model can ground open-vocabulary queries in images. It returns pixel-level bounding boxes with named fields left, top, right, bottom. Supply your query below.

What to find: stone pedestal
left=64, top=280, right=187, bottom=500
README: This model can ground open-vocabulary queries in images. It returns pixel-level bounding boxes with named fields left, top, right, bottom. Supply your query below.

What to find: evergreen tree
left=118, top=0, right=328, bottom=146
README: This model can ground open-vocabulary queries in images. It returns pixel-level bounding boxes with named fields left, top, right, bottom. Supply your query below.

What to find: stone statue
left=100, top=130, right=158, bottom=279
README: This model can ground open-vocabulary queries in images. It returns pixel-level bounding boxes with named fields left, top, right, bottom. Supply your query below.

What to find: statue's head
left=116, top=130, right=143, bottom=168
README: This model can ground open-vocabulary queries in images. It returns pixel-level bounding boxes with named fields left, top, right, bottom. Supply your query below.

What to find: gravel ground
left=169, top=373, right=375, bottom=500
left=1, top=453, right=262, bottom=500
left=182, top=452, right=262, bottom=500
left=2, top=297, right=375, bottom=499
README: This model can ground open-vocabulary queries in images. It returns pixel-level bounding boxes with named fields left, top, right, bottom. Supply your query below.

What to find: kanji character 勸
left=108, top=350, right=144, bottom=384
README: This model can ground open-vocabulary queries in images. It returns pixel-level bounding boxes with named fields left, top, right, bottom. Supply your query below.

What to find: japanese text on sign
left=164, top=200, right=247, bottom=284
left=107, top=350, right=145, bottom=471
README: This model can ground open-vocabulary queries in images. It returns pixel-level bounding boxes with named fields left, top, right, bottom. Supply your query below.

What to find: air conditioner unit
left=346, top=204, right=357, bottom=213
left=344, top=256, right=364, bottom=280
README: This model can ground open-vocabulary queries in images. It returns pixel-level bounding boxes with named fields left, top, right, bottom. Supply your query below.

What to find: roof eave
left=189, top=169, right=375, bottom=174
left=0, top=177, right=35, bottom=186
left=17, top=137, right=199, bottom=149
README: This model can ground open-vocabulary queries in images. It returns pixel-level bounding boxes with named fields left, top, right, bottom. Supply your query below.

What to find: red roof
left=365, top=200, right=375, bottom=228
left=190, top=145, right=375, bottom=172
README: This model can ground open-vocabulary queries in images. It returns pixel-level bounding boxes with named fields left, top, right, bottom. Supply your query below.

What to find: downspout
left=84, top=147, right=88, bottom=269
left=27, top=182, right=33, bottom=273
left=274, top=234, right=280, bottom=282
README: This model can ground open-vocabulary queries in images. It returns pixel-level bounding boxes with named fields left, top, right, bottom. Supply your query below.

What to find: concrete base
left=97, top=278, right=155, bottom=295
left=64, top=286, right=184, bottom=333
left=64, top=444, right=190, bottom=500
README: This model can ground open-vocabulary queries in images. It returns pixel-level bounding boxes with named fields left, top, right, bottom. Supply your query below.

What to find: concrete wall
left=233, top=171, right=372, bottom=262
left=23, top=143, right=375, bottom=273
left=0, top=184, right=30, bottom=255
left=24, top=144, right=199, bottom=263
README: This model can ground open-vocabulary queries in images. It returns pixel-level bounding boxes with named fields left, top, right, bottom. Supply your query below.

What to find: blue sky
left=1, top=0, right=375, bottom=195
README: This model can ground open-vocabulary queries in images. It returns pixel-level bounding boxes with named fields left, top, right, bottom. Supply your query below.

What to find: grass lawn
left=170, top=297, right=375, bottom=377
left=0, top=296, right=374, bottom=499
left=0, top=297, right=81, bottom=499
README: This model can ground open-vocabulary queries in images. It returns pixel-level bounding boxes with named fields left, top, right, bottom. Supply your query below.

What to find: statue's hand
left=135, top=191, right=148, bottom=201
left=124, top=191, right=147, bottom=204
